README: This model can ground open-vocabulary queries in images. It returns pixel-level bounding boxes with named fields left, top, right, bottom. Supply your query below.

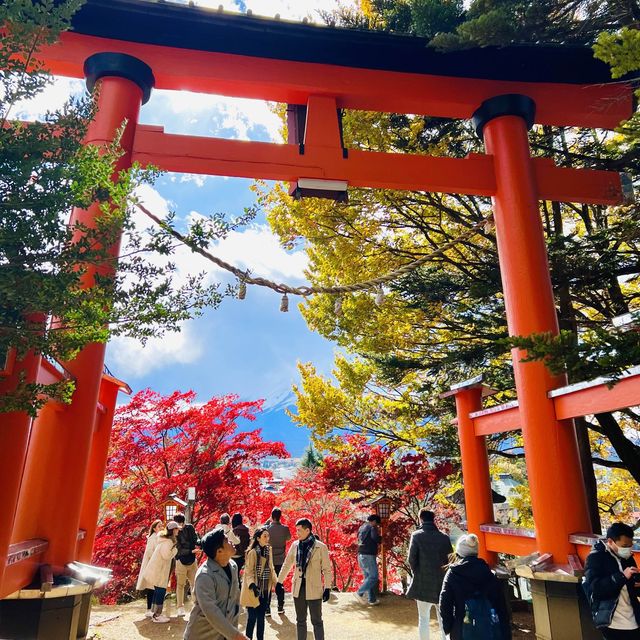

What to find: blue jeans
left=356, top=554, right=378, bottom=603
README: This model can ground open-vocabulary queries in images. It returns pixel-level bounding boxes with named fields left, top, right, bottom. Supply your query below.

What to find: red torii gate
left=1, top=0, right=638, bottom=637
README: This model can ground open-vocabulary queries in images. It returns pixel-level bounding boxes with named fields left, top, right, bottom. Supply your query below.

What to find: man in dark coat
left=231, top=513, right=251, bottom=573
left=584, top=522, right=640, bottom=639
left=406, top=509, right=453, bottom=640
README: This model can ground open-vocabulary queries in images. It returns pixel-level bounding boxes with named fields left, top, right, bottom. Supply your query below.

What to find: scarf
left=296, top=534, right=316, bottom=576
left=256, top=544, right=271, bottom=596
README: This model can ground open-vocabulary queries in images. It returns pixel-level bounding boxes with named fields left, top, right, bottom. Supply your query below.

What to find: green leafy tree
left=0, top=1, right=234, bottom=413
left=300, top=442, right=324, bottom=469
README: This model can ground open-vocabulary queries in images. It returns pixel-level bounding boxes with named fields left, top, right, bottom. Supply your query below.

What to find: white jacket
left=142, top=536, right=177, bottom=589
left=214, top=523, right=240, bottom=546
left=136, top=532, right=160, bottom=591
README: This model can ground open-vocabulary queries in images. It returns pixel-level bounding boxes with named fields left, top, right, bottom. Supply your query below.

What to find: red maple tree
left=275, top=467, right=363, bottom=591
left=92, top=388, right=287, bottom=603
left=321, top=436, right=458, bottom=585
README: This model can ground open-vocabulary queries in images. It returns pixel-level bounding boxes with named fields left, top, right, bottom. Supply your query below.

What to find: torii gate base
left=530, top=580, right=600, bottom=640
left=0, top=590, right=89, bottom=640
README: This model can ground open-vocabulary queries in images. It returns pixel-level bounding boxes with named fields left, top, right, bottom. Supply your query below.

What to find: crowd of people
left=135, top=508, right=640, bottom=640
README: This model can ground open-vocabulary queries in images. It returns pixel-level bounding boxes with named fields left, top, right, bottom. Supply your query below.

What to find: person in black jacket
left=174, top=513, right=200, bottom=617
left=584, top=522, right=640, bottom=639
left=407, top=509, right=452, bottom=640
left=438, top=533, right=511, bottom=640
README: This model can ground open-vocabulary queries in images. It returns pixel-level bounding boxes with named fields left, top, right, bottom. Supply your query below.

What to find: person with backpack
left=174, top=513, right=200, bottom=617
left=583, top=522, right=640, bottom=639
left=438, top=533, right=510, bottom=640
left=407, top=509, right=453, bottom=640
left=354, top=514, right=382, bottom=606
left=232, top=513, right=251, bottom=573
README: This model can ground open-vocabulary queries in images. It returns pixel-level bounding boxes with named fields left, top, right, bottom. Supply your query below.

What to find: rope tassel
left=280, top=293, right=289, bottom=312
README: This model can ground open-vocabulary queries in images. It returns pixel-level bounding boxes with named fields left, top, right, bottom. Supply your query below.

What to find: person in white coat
left=136, top=519, right=164, bottom=617
left=142, top=520, right=179, bottom=623
left=277, top=519, right=332, bottom=640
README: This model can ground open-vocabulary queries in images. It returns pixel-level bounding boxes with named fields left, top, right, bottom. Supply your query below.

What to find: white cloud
left=111, top=184, right=310, bottom=378
left=12, top=77, right=85, bottom=121
left=179, top=173, right=208, bottom=187
left=151, top=90, right=282, bottom=142
left=133, top=184, right=308, bottom=285
left=108, top=322, right=204, bottom=378
left=213, top=224, right=308, bottom=282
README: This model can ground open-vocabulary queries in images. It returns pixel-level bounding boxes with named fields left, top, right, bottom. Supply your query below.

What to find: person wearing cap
left=142, top=520, right=180, bottom=623
left=184, top=528, right=249, bottom=640
left=407, top=509, right=452, bottom=640
left=584, top=522, right=640, bottom=638
left=438, top=533, right=511, bottom=640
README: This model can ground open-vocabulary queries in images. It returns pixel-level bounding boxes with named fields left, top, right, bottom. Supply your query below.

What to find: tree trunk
left=575, top=417, right=601, bottom=533
left=595, top=412, right=640, bottom=487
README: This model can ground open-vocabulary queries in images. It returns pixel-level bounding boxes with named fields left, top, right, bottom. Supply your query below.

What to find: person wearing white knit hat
left=455, top=533, right=479, bottom=558
left=438, top=532, right=511, bottom=639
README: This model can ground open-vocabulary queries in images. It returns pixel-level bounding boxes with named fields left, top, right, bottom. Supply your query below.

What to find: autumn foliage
left=275, top=467, right=364, bottom=591
left=321, top=436, right=458, bottom=577
left=92, top=390, right=457, bottom=602
left=92, top=388, right=287, bottom=603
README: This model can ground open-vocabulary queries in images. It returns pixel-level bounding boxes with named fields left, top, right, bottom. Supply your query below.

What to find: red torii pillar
left=472, top=95, right=591, bottom=562
left=443, top=380, right=498, bottom=565
left=0, top=343, right=42, bottom=589
left=11, top=54, right=154, bottom=571
left=77, top=373, right=130, bottom=563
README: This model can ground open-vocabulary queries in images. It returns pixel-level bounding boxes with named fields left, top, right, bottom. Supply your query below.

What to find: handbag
left=240, top=550, right=261, bottom=608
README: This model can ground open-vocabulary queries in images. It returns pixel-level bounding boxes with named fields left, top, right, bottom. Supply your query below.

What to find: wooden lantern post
left=371, top=496, right=393, bottom=593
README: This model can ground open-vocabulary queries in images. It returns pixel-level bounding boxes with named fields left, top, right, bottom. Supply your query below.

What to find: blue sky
left=19, top=0, right=358, bottom=456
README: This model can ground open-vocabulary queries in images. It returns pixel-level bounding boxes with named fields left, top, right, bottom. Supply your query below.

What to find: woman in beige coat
left=142, top=520, right=179, bottom=623
left=240, top=528, right=276, bottom=640
left=136, top=519, right=164, bottom=617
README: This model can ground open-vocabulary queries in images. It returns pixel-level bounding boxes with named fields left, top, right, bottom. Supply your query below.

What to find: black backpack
left=461, top=591, right=503, bottom=640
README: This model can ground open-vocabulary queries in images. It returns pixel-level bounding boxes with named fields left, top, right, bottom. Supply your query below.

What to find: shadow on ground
left=89, top=592, right=535, bottom=639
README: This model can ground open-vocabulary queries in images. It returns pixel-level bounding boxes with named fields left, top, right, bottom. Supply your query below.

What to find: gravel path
left=88, top=593, right=535, bottom=639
